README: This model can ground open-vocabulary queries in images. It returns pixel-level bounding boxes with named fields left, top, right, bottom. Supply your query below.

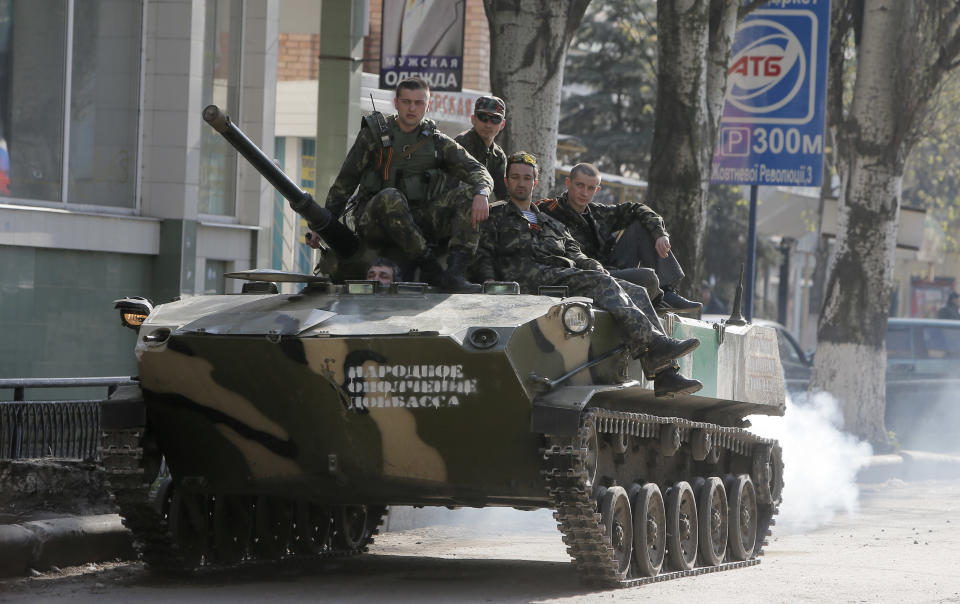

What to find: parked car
left=762, top=319, right=813, bottom=397
left=884, top=318, right=960, bottom=450
left=704, top=315, right=960, bottom=450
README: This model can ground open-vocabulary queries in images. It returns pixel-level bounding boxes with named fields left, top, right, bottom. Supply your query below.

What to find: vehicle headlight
left=562, top=303, right=594, bottom=335
left=114, top=297, right=154, bottom=331
left=122, top=312, right=148, bottom=327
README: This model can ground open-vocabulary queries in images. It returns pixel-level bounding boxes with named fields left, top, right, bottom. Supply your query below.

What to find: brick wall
left=363, top=0, right=384, bottom=77
left=278, top=33, right=320, bottom=81
left=279, top=1, right=490, bottom=91
left=461, top=0, right=491, bottom=92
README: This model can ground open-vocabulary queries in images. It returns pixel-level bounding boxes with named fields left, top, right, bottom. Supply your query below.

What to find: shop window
left=296, top=139, right=315, bottom=273
left=1, top=0, right=67, bottom=202
left=0, top=0, right=142, bottom=207
left=198, top=0, right=242, bottom=216
left=204, top=259, right=226, bottom=294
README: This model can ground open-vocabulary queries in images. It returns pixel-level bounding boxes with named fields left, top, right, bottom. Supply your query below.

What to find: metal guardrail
left=0, top=377, right=137, bottom=460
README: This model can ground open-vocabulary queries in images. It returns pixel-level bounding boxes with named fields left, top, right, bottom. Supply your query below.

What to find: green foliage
left=703, top=185, right=780, bottom=317
left=886, top=430, right=901, bottom=454
left=560, top=0, right=658, bottom=178
left=902, top=71, right=960, bottom=253
left=832, top=3, right=960, bottom=255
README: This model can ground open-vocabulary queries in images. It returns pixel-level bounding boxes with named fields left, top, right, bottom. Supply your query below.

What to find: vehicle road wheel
left=168, top=490, right=211, bottom=566
left=752, top=443, right=785, bottom=505
left=254, top=495, right=293, bottom=559
left=726, top=474, right=758, bottom=561
left=294, top=500, right=331, bottom=555
left=580, top=416, right=599, bottom=491
left=600, top=486, right=633, bottom=580
left=213, top=494, right=252, bottom=563
left=631, top=482, right=666, bottom=577
left=697, top=477, right=728, bottom=566
left=666, top=481, right=698, bottom=571
left=334, top=504, right=369, bottom=550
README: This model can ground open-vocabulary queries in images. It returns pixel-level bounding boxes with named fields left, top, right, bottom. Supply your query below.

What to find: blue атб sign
left=711, top=0, right=830, bottom=187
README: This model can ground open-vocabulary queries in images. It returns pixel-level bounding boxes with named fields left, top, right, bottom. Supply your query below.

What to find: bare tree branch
left=738, top=0, right=766, bottom=19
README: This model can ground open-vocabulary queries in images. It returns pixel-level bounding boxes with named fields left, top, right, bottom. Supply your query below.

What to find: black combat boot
left=657, top=288, right=703, bottom=314
left=639, top=333, right=700, bottom=376
left=417, top=249, right=482, bottom=293
left=441, top=250, right=482, bottom=293
left=654, top=366, right=703, bottom=398
left=416, top=249, right=447, bottom=287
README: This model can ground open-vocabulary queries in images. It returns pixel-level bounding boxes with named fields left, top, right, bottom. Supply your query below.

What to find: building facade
left=2, top=0, right=691, bottom=388
left=0, top=0, right=279, bottom=385
left=0, top=0, right=494, bottom=385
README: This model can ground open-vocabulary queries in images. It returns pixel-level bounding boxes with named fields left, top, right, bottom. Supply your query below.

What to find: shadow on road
left=2, top=554, right=601, bottom=603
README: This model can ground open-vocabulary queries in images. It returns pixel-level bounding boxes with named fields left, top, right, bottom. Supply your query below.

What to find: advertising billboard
left=711, top=1, right=830, bottom=187
left=379, top=0, right=466, bottom=92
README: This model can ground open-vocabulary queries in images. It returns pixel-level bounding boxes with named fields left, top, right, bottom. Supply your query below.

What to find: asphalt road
left=2, top=479, right=959, bottom=603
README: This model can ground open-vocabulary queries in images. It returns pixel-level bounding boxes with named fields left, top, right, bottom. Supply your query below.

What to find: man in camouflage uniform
left=475, top=152, right=702, bottom=397
left=319, top=76, right=494, bottom=292
left=454, top=95, right=508, bottom=201
left=539, top=163, right=701, bottom=313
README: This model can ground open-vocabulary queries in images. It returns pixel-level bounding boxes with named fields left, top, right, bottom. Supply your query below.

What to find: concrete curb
left=857, top=450, right=960, bottom=483
left=0, top=514, right=133, bottom=578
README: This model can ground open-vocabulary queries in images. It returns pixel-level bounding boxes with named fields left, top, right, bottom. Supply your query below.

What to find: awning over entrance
left=757, top=187, right=925, bottom=253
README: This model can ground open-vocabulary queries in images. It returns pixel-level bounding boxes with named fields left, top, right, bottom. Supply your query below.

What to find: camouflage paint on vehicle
left=132, top=284, right=784, bottom=510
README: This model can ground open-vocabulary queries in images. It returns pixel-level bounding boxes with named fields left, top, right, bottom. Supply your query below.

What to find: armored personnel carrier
left=101, top=108, right=785, bottom=586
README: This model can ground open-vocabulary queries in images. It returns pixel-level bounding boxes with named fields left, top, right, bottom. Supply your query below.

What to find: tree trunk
left=646, top=0, right=739, bottom=296
left=483, top=0, right=590, bottom=197
left=810, top=156, right=900, bottom=446
left=807, top=175, right=831, bottom=326
left=705, top=0, right=741, bottom=133
left=811, top=0, right=960, bottom=447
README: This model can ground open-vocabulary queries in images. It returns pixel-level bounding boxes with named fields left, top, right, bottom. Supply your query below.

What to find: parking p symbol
left=721, top=127, right=751, bottom=157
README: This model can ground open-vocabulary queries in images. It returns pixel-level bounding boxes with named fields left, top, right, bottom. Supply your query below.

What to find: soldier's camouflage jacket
left=474, top=200, right=665, bottom=354
left=473, top=200, right=605, bottom=290
left=324, top=114, right=494, bottom=219
left=454, top=128, right=508, bottom=201
left=537, top=191, right=668, bottom=266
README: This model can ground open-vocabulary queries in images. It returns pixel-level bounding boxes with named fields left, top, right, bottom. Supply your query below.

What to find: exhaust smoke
left=388, top=393, right=875, bottom=537
left=749, top=391, right=873, bottom=534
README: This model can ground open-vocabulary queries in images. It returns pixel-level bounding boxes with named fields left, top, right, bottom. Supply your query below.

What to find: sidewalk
left=856, top=449, right=960, bottom=483
left=0, top=514, right=132, bottom=578
left=2, top=450, right=959, bottom=579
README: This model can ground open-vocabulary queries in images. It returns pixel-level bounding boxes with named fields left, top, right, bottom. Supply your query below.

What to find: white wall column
left=314, top=1, right=365, bottom=204
left=140, top=0, right=206, bottom=221
left=237, top=0, right=279, bottom=269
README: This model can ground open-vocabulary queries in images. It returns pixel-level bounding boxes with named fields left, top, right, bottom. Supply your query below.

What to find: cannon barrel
left=202, top=104, right=359, bottom=258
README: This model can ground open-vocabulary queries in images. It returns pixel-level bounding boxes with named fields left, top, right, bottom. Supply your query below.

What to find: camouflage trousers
left=526, top=267, right=666, bottom=357
left=357, top=185, right=479, bottom=260
left=608, top=221, right=685, bottom=290
left=608, top=267, right=663, bottom=305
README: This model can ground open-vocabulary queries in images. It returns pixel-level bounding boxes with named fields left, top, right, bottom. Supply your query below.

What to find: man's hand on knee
left=471, top=194, right=490, bottom=227
left=655, top=235, right=671, bottom=258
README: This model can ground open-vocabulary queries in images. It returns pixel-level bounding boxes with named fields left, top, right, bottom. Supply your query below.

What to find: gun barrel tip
left=202, top=105, right=228, bottom=131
